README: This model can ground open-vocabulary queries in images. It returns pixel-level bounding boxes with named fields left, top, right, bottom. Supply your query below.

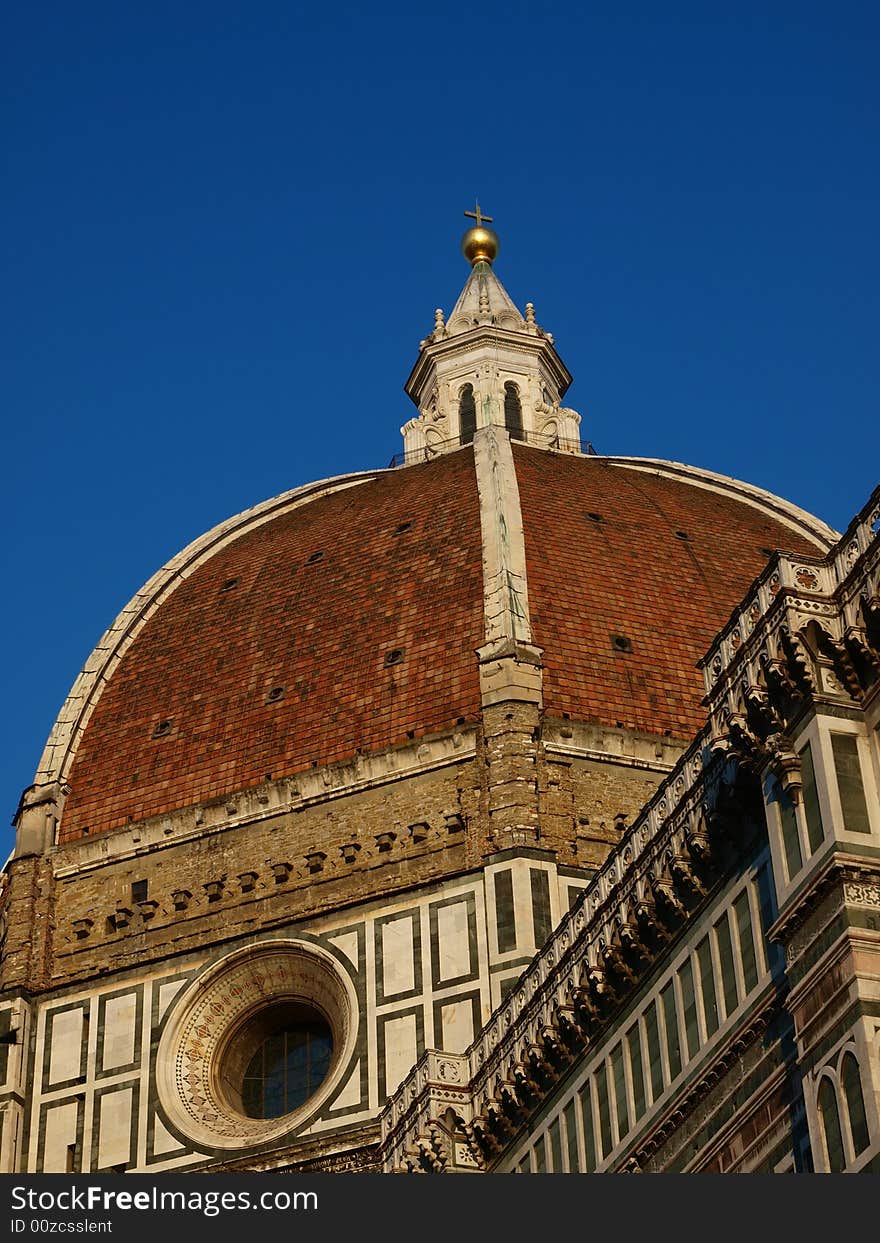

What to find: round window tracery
left=224, top=1001, right=333, bottom=1120
left=156, top=941, right=357, bottom=1149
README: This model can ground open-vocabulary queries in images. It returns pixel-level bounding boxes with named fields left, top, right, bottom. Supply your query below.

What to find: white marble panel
left=381, top=919, right=415, bottom=996
left=101, top=994, right=137, bottom=1071
left=328, top=931, right=360, bottom=970
left=43, top=1102, right=78, bottom=1172
left=437, top=903, right=471, bottom=981
left=48, top=1009, right=84, bottom=1084
left=152, top=1115, right=183, bottom=1157
left=331, top=1059, right=362, bottom=1110
left=384, top=1013, right=418, bottom=1096
left=97, top=1088, right=132, bottom=1169
left=157, top=980, right=186, bottom=1022
left=438, top=999, right=475, bottom=1054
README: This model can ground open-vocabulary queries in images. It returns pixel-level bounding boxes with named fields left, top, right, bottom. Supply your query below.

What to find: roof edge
left=603, top=456, right=838, bottom=550
left=32, top=469, right=380, bottom=795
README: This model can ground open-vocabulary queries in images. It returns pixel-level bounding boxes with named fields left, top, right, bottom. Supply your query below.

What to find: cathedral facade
left=1, top=218, right=878, bottom=1174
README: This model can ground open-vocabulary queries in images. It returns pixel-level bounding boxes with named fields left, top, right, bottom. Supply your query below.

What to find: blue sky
left=2, top=2, right=878, bottom=857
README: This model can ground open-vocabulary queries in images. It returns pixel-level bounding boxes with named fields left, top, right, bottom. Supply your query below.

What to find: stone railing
left=699, top=484, right=880, bottom=795
left=380, top=1050, right=475, bottom=1173
left=380, top=484, right=880, bottom=1173
left=379, top=725, right=753, bottom=1171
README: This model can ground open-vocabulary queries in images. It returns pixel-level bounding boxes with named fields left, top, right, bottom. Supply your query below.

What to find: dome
left=8, top=216, right=869, bottom=1184
left=44, top=442, right=831, bottom=844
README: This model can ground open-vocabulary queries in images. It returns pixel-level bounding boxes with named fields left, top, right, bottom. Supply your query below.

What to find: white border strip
left=603, top=456, right=838, bottom=549
left=35, top=470, right=379, bottom=789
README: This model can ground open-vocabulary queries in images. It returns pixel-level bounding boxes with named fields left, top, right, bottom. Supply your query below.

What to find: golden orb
left=461, top=225, right=499, bottom=266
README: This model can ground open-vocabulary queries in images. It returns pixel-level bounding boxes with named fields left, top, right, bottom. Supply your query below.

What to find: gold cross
left=464, top=201, right=493, bottom=228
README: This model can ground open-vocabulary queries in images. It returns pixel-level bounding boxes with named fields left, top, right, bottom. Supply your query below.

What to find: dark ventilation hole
left=394, top=521, right=412, bottom=535
left=219, top=577, right=239, bottom=593
left=674, top=530, right=690, bottom=541
left=384, top=648, right=404, bottom=667
left=266, top=686, right=286, bottom=704
left=152, top=719, right=172, bottom=739
left=305, top=551, right=324, bottom=565
left=610, top=634, right=633, bottom=653
left=586, top=512, right=603, bottom=523
left=131, top=880, right=148, bottom=904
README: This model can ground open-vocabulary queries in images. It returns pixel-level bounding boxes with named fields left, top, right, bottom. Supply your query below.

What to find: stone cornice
left=768, top=847, right=880, bottom=944
left=405, top=325, right=572, bottom=407
left=48, top=725, right=477, bottom=876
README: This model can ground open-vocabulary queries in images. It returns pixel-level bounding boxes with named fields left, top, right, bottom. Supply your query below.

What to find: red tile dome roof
left=515, top=446, right=826, bottom=739
left=48, top=445, right=830, bottom=843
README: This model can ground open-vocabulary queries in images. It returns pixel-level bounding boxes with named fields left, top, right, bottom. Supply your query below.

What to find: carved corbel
left=763, top=656, right=800, bottom=721
left=554, top=1002, right=589, bottom=1049
left=501, top=1077, right=528, bottom=1115
left=525, top=1042, right=554, bottom=1087
left=651, top=875, right=687, bottom=925
left=400, top=1149, right=421, bottom=1174
left=634, top=897, right=670, bottom=944
left=706, top=730, right=733, bottom=763
left=780, top=628, right=816, bottom=694
left=586, top=963, right=616, bottom=1006
left=669, top=855, right=706, bottom=901
left=618, top=920, right=652, bottom=968
left=484, top=1097, right=513, bottom=1137
left=743, top=683, right=783, bottom=738
left=418, top=1126, right=449, bottom=1172
left=572, top=982, right=600, bottom=1030
left=540, top=1023, right=570, bottom=1067
left=456, top=1121, right=487, bottom=1171
left=684, top=819, right=714, bottom=870
left=765, top=733, right=803, bottom=802
left=600, top=939, right=637, bottom=986
left=860, top=593, right=880, bottom=656
left=820, top=632, right=863, bottom=700
left=727, top=711, right=768, bottom=770
left=470, top=1116, right=500, bottom=1154
left=844, top=625, right=880, bottom=686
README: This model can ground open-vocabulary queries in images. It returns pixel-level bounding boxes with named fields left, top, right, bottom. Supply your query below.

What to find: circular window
left=221, top=1002, right=333, bottom=1120
left=156, top=941, right=357, bottom=1149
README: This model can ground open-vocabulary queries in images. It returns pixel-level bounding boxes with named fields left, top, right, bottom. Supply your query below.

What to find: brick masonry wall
left=4, top=719, right=676, bottom=997
left=50, top=760, right=484, bottom=988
